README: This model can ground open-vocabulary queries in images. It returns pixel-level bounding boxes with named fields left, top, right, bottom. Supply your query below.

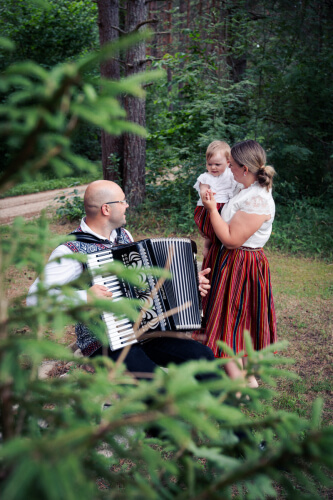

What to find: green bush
left=55, top=192, right=85, bottom=221
left=0, top=0, right=98, bottom=70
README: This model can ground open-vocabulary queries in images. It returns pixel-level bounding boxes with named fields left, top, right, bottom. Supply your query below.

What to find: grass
left=255, top=251, right=333, bottom=426
left=0, top=174, right=100, bottom=198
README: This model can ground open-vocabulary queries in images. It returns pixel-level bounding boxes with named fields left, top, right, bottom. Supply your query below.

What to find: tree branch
left=133, top=18, right=158, bottom=32
left=248, top=11, right=268, bottom=21
left=110, top=25, right=127, bottom=35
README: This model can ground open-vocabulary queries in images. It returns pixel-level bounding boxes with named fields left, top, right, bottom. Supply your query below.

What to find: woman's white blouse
left=221, top=182, right=275, bottom=248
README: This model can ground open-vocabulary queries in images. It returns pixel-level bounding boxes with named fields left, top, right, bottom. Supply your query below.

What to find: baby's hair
left=231, top=140, right=276, bottom=190
left=206, top=140, right=231, bottom=161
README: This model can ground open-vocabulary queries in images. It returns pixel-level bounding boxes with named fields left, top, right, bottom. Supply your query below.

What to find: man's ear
left=101, top=204, right=110, bottom=216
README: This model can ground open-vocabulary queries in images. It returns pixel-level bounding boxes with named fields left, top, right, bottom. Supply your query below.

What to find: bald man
left=27, top=180, right=214, bottom=377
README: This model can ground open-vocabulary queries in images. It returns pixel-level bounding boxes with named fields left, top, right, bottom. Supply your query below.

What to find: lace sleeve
left=240, top=195, right=272, bottom=216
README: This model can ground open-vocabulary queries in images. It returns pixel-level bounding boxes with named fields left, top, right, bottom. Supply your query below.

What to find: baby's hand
left=202, top=247, right=209, bottom=259
left=199, top=183, right=210, bottom=200
left=203, top=189, right=217, bottom=211
left=203, top=238, right=212, bottom=259
left=205, top=188, right=216, bottom=199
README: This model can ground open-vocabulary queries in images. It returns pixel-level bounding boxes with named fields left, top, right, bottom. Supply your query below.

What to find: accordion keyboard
left=86, top=250, right=137, bottom=351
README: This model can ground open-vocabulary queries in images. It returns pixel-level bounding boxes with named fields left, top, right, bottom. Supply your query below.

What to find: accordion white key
left=86, top=238, right=202, bottom=351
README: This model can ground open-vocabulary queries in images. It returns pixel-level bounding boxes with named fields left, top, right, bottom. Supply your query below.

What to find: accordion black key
left=86, top=237, right=202, bottom=351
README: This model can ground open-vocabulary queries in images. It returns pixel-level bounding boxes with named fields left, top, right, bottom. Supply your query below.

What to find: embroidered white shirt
left=26, top=218, right=133, bottom=306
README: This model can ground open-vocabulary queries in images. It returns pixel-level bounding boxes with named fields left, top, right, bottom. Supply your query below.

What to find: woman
left=195, top=140, right=277, bottom=388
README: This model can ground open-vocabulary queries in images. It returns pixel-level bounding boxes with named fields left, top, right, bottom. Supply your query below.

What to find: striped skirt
left=194, top=204, right=224, bottom=282
left=193, top=246, right=277, bottom=358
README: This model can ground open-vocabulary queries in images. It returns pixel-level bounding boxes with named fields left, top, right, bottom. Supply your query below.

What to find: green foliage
left=265, top=179, right=333, bottom=259
left=268, top=203, right=333, bottom=260
left=1, top=20, right=333, bottom=500
left=0, top=32, right=160, bottom=194
left=2, top=230, right=333, bottom=500
left=0, top=0, right=98, bottom=69
left=0, top=0, right=101, bottom=170
left=244, top=0, right=333, bottom=197
left=146, top=51, right=249, bottom=171
left=55, top=191, right=85, bottom=221
left=145, top=0, right=332, bottom=207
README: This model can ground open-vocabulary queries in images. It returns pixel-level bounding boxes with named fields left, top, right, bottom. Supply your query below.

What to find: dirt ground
left=0, top=184, right=88, bottom=225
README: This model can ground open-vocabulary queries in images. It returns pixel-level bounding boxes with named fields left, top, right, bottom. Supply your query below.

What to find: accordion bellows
left=86, top=238, right=202, bottom=351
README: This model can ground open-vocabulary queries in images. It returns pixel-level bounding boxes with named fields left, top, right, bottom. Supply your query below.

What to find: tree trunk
left=147, top=0, right=158, bottom=59
left=97, top=0, right=124, bottom=182
left=123, top=0, right=148, bottom=206
left=226, top=0, right=248, bottom=83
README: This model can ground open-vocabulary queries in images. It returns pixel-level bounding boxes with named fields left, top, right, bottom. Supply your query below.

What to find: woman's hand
left=202, top=189, right=217, bottom=213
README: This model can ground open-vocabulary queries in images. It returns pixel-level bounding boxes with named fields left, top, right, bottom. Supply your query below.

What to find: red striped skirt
left=193, top=246, right=277, bottom=358
left=194, top=204, right=224, bottom=280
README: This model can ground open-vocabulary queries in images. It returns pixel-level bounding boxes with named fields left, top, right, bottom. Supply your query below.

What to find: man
left=27, top=180, right=214, bottom=376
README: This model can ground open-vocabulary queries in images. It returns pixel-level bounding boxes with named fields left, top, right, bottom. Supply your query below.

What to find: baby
left=194, top=140, right=237, bottom=259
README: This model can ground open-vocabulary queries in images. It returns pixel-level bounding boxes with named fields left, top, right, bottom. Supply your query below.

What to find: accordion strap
left=70, top=232, right=110, bottom=245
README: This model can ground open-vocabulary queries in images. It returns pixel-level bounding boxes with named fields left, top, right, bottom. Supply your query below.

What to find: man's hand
left=87, top=284, right=113, bottom=302
left=198, top=267, right=211, bottom=297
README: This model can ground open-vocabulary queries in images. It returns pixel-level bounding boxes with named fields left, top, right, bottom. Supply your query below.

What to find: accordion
left=86, top=238, right=202, bottom=351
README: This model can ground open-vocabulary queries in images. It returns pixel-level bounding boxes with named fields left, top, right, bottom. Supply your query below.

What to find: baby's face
left=206, top=152, right=229, bottom=176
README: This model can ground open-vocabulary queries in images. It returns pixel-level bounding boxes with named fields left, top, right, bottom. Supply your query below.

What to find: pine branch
left=192, top=428, right=333, bottom=499
left=0, top=74, right=80, bottom=193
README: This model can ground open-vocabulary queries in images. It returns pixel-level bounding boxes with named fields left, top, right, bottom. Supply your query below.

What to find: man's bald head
left=84, top=180, right=124, bottom=218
